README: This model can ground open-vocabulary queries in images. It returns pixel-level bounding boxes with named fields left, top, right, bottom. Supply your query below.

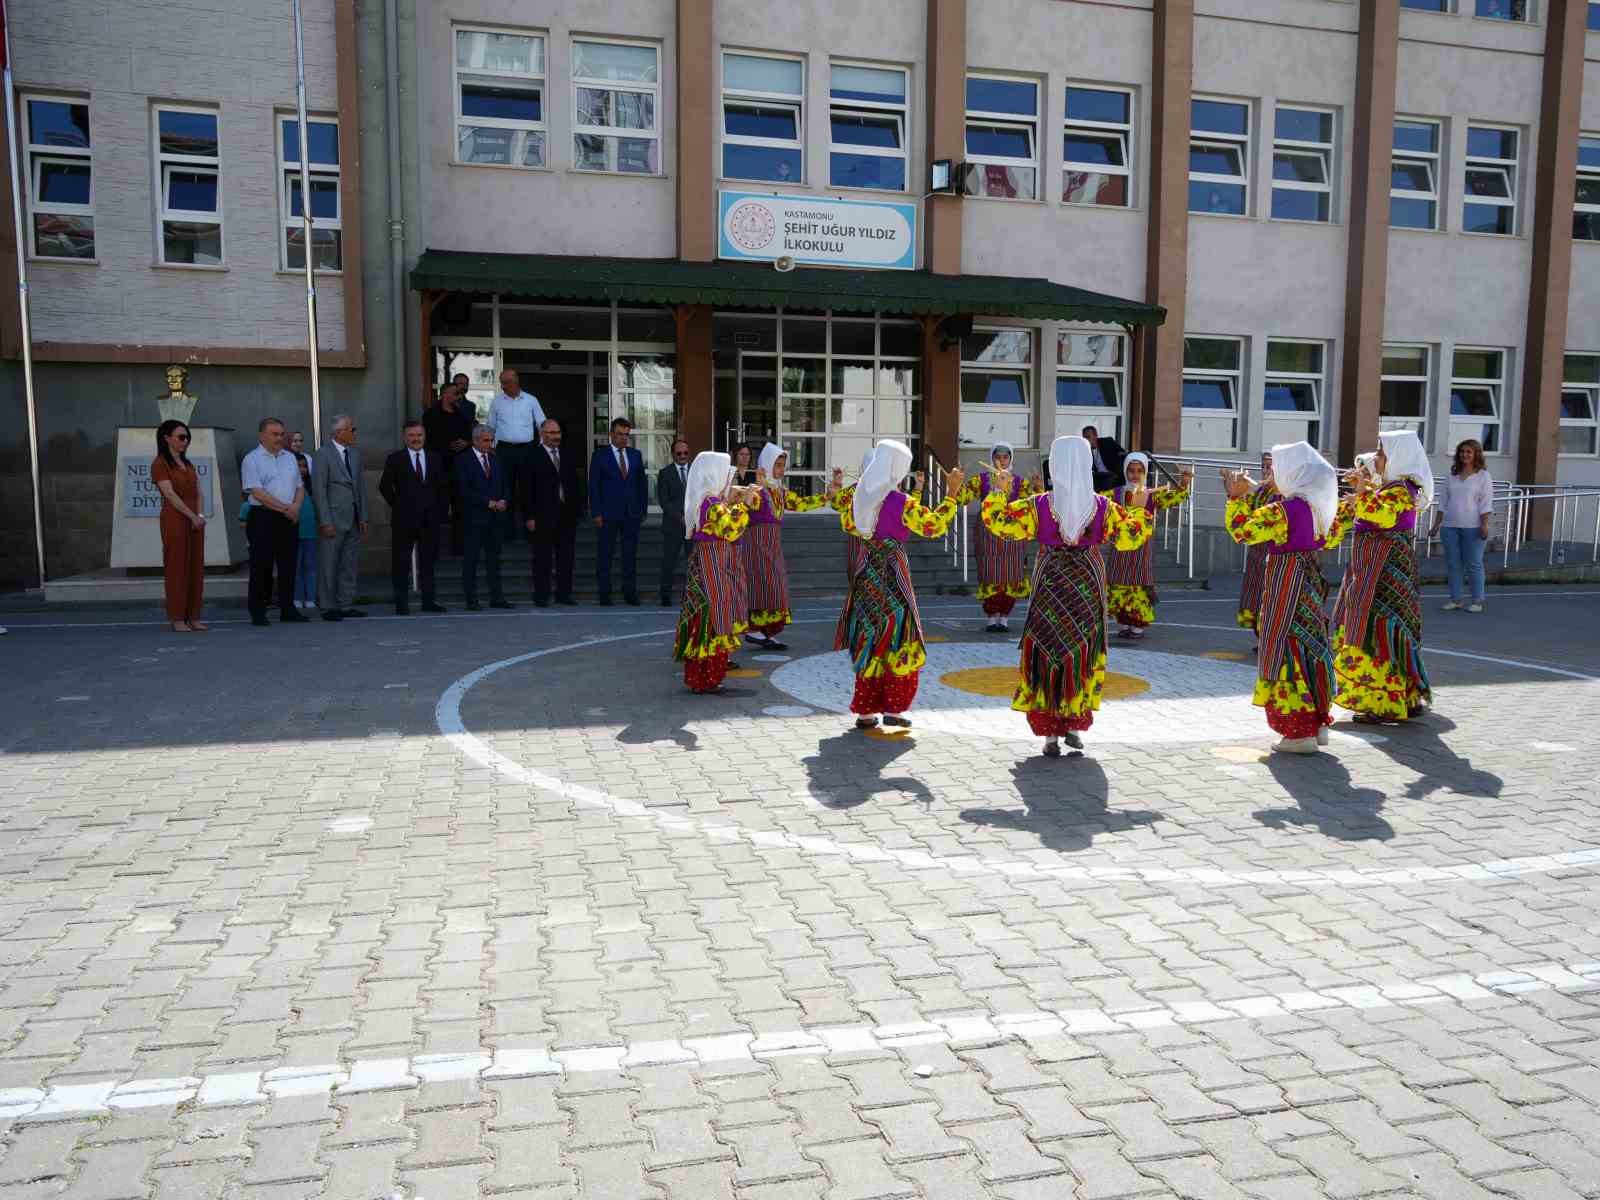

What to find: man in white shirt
left=487, top=369, right=547, bottom=534
left=240, top=417, right=309, bottom=626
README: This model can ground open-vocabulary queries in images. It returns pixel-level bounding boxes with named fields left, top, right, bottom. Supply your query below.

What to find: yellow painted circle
left=924, top=635, right=949, bottom=643
left=1213, top=745, right=1269, bottom=763
left=726, top=668, right=762, bottom=678
left=865, top=725, right=911, bottom=739
left=1203, top=650, right=1249, bottom=662
left=939, top=667, right=1150, bottom=700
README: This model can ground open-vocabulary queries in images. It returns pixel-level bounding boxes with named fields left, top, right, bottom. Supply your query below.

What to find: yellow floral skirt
left=1333, top=630, right=1425, bottom=720
left=1108, top=584, right=1155, bottom=628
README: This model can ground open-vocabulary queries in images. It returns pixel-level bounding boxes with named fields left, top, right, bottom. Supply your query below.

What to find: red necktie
left=413, top=452, right=424, bottom=482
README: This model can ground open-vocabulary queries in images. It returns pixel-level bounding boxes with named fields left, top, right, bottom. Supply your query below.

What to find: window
left=1450, top=348, right=1505, bottom=453
left=1463, top=125, right=1518, bottom=236
left=1056, top=331, right=1126, bottom=441
left=1264, top=340, right=1326, bottom=448
left=1400, top=1, right=1451, bottom=11
left=960, top=328, right=1034, bottom=446
left=23, top=95, right=93, bottom=261
left=1575, top=135, right=1600, bottom=242
left=1475, top=0, right=1529, bottom=19
left=1590, top=2, right=1600, bottom=30
left=1272, top=106, right=1334, bottom=222
left=829, top=63, right=908, bottom=192
left=1561, top=354, right=1599, bottom=456
left=1062, top=85, right=1133, bottom=207
left=1181, top=337, right=1242, bottom=451
left=1381, top=345, right=1431, bottom=444
left=1189, top=98, right=1250, bottom=216
left=1391, top=117, right=1442, bottom=230
left=723, top=52, right=804, bottom=183
left=277, top=116, right=340, bottom=271
left=964, top=75, right=1038, bottom=200
left=572, top=40, right=660, bottom=174
left=154, top=105, right=221, bottom=266
left=454, top=27, right=545, bottom=168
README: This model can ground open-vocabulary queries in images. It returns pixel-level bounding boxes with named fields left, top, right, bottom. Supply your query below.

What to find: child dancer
left=744, top=442, right=831, bottom=651
left=952, top=442, right=1040, bottom=633
left=1104, top=453, right=1192, bottom=638
left=675, top=452, right=761, bottom=693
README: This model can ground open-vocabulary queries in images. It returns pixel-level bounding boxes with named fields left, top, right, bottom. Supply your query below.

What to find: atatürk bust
left=157, top=364, right=198, bottom=424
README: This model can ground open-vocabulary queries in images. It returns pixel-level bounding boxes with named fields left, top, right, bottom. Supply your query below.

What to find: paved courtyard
left=1, top=585, right=1598, bottom=1200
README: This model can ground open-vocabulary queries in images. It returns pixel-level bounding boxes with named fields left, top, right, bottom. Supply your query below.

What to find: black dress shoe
left=251, top=615, right=270, bottom=627
left=624, top=595, right=641, bottom=606
left=597, top=597, right=613, bottom=607
left=421, top=603, right=447, bottom=613
left=341, top=608, right=367, bottom=618
left=279, top=609, right=309, bottom=623
left=555, top=596, right=577, bottom=606
left=489, top=600, right=514, bottom=609
left=395, top=606, right=411, bottom=616
left=321, top=610, right=343, bottom=621
left=466, top=601, right=482, bottom=611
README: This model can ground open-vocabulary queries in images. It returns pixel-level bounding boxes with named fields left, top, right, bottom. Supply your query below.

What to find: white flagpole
left=291, top=0, right=323, bottom=450
left=2, top=0, right=47, bottom=587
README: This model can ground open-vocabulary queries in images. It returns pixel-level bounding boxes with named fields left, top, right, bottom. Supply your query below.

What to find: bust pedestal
left=109, top=427, right=248, bottom=568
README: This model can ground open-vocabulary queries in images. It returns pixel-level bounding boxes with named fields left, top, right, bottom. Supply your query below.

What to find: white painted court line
left=2, top=960, right=1593, bottom=1121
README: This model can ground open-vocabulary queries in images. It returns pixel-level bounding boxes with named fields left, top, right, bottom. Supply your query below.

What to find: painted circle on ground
left=940, top=665, right=1151, bottom=701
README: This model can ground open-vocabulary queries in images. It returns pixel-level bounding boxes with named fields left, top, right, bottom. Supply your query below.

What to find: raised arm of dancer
left=784, top=489, right=829, bottom=513
left=903, top=493, right=960, bottom=537
left=1225, top=494, right=1291, bottom=546
left=979, top=490, right=1038, bottom=541
left=1104, top=501, right=1154, bottom=550
left=1350, top=483, right=1415, bottom=528
left=699, top=498, right=752, bottom=541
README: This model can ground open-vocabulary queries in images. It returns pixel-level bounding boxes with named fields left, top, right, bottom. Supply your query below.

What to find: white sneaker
left=1442, top=601, right=1461, bottom=611
left=1272, top=736, right=1319, bottom=755
left=1316, top=725, right=1329, bottom=746
left=1467, top=603, right=1483, bottom=613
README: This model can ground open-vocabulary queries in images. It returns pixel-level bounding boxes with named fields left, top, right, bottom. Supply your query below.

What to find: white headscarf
left=757, top=441, right=785, bottom=481
left=852, top=440, right=913, bottom=538
left=684, top=451, right=733, bottom=539
left=1269, top=441, right=1338, bottom=539
left=1048, top=436, right=1098, bottom=543
left=1121, top=451, right=1151, bottom=487
left=989, top=442, right=1013, bottom=469
left=1378, top=429, right=1434, bottom=509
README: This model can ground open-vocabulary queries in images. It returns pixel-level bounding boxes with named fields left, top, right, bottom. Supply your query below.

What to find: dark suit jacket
left=523, top=441, right=584, bottom=532
left=588, top=444, right=648, bottom=522
left=454, top=447, right=510, bottom=522
left=656, top=461, right=690, bottom=529
left=379, top=448, right=448, bottom=527
left=1089, top=436, right=1127, bottom=487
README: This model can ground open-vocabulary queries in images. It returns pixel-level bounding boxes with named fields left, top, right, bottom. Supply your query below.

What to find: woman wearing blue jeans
left=1431, top=438, right=1492, bottom=612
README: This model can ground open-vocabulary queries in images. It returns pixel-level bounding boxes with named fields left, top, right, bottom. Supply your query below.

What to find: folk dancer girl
left=1104, top=453, right=1192, bottom=639
left=744, top=442, right=832, bottom=651
left=981, top=436, right=1153, bottom=757
left=675, top=452, right=762, bottom=694
left=1222, top=442, right=1345, bottom=754
left=1332, top=429, right=1434, bottom=724
left=1235, top=449, right=1277, bottom=645
left=951, top=442, right=1041, bottom=633
left=836, top=441, right=962, bottom=730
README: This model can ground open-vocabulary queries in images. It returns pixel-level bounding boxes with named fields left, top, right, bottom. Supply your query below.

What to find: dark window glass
left=723, top=143, right=802, bottom=182
left=282, top=120, right=340, bottom=165
left=1466, top=127, right=1516, bottom=160
left=829, top=152, right=905, bottom=191
left=961, top=373, right=1027, bottom=405
left=1463, top=202, right=1513, bottom=235
left=967, top=124, right=1032, bottom=158
left=1272, top=188, right=1329, bottom=222
left=1275, top=108, right=1331, bottom=143
left=1393, top=121, right=1439, bottom=153
left=1188, top=181, right=1245, bottom=213
left=1191, top=99, right=1248, bottom=136
left=167, top=170, right=217, bottom=212
left=1391, top=196, right=1437, bottom=229
left=1181, top=379, right=1234, bottom=410
left=966, top=77, right=1037, bottom=117
left=1056, top=376, right=1119, bottom=407
left=461, top=84, right=541, bottom=123
left=27, top=100, right=89, bottom=149
left=830, top=112, right=899, bottom=149
left=1264, top=381, right=1317, bottom=412
left=158, top=110, right=218, bottom=158
left=724, top=104, right=798, bottom=140
left=1064, top=133, right=1123, bottom=166
left=1065, top=87, right=1129, bottom=125
left=37, top=161, right=90, bottom=205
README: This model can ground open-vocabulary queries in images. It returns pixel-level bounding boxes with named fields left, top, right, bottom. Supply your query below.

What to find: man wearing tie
left=486, top=369, right=546, bottom=533
left=456, top=424, right=514, bottom=611
left=311, top=414, right=369, bottom=621
left=522, top=418, right=582, bottom=607
left=378, top=420, right=449, bottom=615
left=655, top=438, right=692, bottom=606
left=588, top=417, right=648, bottom=606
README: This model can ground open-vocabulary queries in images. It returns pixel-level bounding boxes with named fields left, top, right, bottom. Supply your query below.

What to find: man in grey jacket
left=312, top=414, right=370, bottom=621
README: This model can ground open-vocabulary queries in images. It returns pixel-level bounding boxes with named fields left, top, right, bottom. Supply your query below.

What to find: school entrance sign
left=718, top=190, right=917, bottom=271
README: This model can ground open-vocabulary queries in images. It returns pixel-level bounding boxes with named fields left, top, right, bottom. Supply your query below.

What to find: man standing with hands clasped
left=312, top=414, right=370, bottom=621
left=589, top=417, right=648, bottom=606
left=655, top=439, right=692, bottom=606
left=379, top=420, right=449, bottom=616
left=523, top=418, right=582, bottom=607
left=457, top=424, right=513, bottom=611
left=241, top=417, right=309, bottom=627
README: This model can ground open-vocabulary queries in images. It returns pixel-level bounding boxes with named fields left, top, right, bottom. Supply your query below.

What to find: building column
left=1337, top=0, right=1400, bottom=465
left=675, top=0, right=717, bottom=451
left=1517, top=0, right=1586, bottom=517
left=676, top=305, right=716, bottom=452
left=921, top=0, right=966, bottom=466
left=419, top=291, right=439, bottom=407
left=1137, top=0, right=1192, bottom=454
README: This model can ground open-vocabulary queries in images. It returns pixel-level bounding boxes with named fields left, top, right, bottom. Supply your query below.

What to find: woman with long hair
left=732, top=443, right=758, bottom=486
left=1104, top=453, right=1192, bottom=638
left=152, top=420, right=207, bottom=632
left=1430, top=438, right=1493, bottom=613
left=1332, top=429, right=1434, bottom=723
left=675, top=452, right=761, bottom=694
left=836, top=441, right=962, bottom=730
left=1222, top=442, right=1347, bottom=753
left=951, top=442, right=1040, bottom=633
left=744, top=442, right=831, bottom=651
left=1235, top=449, right=1277, bottom=643
left=981, top=436, right=1153, bottom=756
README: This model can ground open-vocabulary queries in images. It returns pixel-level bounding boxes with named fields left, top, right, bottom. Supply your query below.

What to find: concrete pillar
left=921, top=316, right=961, bottom=467
left=1337, top=0, right=1400, bottom=465
left=677, top=0, right=716, bottom=263
left=921, top=0, right=966, bottom=466
left=676, top=305, right=716, bottom=453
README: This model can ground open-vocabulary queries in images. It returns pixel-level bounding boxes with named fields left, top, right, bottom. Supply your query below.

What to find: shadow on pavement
left=958, top=756, right=1162, bottom=854
left=1377, top=713, right=1506, bottom=801
left=1257, top=751, right=1395, bottom=841
left=801, top=729, right=933, bottom=809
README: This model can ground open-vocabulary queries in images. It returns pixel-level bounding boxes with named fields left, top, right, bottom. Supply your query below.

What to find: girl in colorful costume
left=744, top=442, right=831, bottom=651
left=1103, top=452, right=1192, bottom=638
left=836, top=441, right=962, bottom=730
left=1332, top=429, right=1434, bottom=723
left=675, top=452, right=761, bottom=694
left=981, top=436, right=1153, bottom=757
left=1222, top=442, right=1345, bottom=754
left=1235, top=449, right=1277, bottom=643
left=951, top=442, right=1040, bottom=633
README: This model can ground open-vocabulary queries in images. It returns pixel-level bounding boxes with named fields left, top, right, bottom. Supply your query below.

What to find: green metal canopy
left=410, top=250, right=1166, bottom=327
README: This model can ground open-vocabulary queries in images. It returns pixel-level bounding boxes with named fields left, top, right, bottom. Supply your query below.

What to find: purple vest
left=870, top=489, right=912, bottom=542
left=1356, top=481, right=1420, bottom=533
left=1033, top=493, right=1107, bottom=548
left=1268, top=496, right=1321, bottom=554
left=749, top=486, right=781, bottom=525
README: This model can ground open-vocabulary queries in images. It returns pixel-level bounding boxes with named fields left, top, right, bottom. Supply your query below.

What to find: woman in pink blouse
left=1430, top=439, right=1493, bottom=613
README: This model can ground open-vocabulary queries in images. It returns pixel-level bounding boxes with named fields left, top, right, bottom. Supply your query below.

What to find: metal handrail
left=925, top=451, right=968, bottom=583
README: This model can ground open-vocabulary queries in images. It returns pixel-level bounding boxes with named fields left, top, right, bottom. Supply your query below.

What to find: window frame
left=1380, top=343, right=1432, bottom=446
left=1575, top=134, right=1600, bottom=243
left=1061, top=83, right=1134, bottom=209
left=1559, top=353, right=1599, bottom=457
left=1189, top=95, right=1252, bottom=217
left=721, top=49, right=806, bottom=184
left=827, top=60, right=910, bottom=193
left=1181, top=334, right=1244, bottom=451
left=960, top=325, right=1036, bottom=447
left=1054, top=328, right=1127, bottom=438
left=1263, top=338, right=1327, bottom=449
left=963, top=72, right=1041, bottom=201
left=571, top=36, right=662, bottom=176
left=153, top=102, right=223, bottom=268
left=452, top=24, right=548, bottom=171
left=1391, top=115, right=1443, bottom=232
left=276, top=113, right=341, bottom=274
left=1462, top=122, right=1519, bottom=238
left=1473, top=0, right=1532, bottom=21
left=22, top=92, right=94, bottom=263
left=1449, top=346, right=1507, bottom=454
left=1271, top=104, right=1335, bottom=224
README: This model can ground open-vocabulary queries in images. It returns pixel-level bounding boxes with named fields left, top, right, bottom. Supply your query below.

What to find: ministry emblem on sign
left=727, top=201, right=777, bottom=252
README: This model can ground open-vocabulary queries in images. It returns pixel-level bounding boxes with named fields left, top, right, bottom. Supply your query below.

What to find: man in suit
left=522, top=418, right=582, bottom=607
left=311, top=414, right=369, bottom=621
left=379, top=419, right=449, bottom=616
left=588, top=417, right=648, bottom=606
left=456, top=424, right=514, bottom=611
left=1082, top=424, right=1128, bottom=493
left=655, top=438, right=692, bottom=606
left=424, top=383, right=477, bottom=556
